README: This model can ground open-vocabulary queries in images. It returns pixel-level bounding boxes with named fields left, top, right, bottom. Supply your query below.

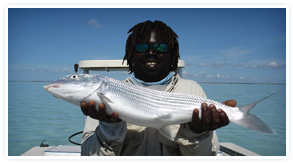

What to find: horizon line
left=8, top=80, right=286, bottom=85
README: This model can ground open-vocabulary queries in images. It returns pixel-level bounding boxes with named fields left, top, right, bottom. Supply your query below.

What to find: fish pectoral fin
left=159, top=126, right=175, bottom=141
left=97, top=93, right=114, bottom=104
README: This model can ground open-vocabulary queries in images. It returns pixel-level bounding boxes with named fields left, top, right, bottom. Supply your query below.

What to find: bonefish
left=44, top=74, right=277, bottom=140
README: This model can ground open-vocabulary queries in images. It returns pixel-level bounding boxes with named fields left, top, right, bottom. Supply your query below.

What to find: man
left=80, top=20, right=236, bottom=156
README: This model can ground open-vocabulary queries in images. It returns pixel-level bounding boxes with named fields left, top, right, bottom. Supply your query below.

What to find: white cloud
left=198, top=63, right=208, bottom=67
left=54, top=68, right=72, bottom=73
left=230, top=64, right=245, bottom=67
left=222, top=47, right=249, bottom=54
left=247, top=61, right=281, bottom=69
left=247, top=65, right=259, bottom=69
left=267, top=61, right=279, bottom=68
left=193, top=71, right=206, bottom=78
left=216, top=73, right=221, bottom=78
left=219, top=47, right=253, bottom=59
left=87, top=19, right=102, bottom=28
left=23, top=68, right=49, bottom=72
left=213, top=63, right=226, bottom=68
left=88, top=19, right=97, bottom=25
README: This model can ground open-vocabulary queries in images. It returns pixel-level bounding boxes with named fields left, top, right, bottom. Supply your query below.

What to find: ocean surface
left=8, top=79, right=286, bottom=156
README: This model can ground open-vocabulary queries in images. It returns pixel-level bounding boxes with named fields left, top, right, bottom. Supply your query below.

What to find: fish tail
left=233, top=91, right=279, bottom=135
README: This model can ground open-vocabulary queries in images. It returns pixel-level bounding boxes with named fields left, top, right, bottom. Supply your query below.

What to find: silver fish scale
left=44, top=74, right=277, bottom=135
left=102, top=77, right=241, bottom=125
left=103, top=78, right=169, bottom=127
left=103, top=78, right=184, bottom=126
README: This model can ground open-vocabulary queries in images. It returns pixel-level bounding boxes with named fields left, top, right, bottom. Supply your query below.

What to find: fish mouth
left=43, top=83, right=61, bottom=91
left=43, top=83, right=62, bottom=99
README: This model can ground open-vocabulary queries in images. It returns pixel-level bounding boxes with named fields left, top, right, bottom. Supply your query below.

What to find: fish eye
left=71, top=75, right=78, bottom=79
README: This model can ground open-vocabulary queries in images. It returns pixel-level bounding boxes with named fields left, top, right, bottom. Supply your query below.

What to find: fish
left=44, top=74, right=277, bottom=141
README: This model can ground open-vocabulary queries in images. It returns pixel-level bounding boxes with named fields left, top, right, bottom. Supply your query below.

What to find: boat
left=21, top=60, right=259, bottom=156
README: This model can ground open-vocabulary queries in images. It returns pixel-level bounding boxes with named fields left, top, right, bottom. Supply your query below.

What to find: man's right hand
left=80, top=101, right=121, bottom=123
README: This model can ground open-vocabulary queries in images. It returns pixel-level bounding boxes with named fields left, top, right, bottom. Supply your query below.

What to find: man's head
left=123, top=20, right=180, bottom=82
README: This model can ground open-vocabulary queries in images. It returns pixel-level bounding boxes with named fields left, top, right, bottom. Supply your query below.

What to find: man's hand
left=189, top=100, right=237, bottom=133
left=80, top=101, right=121, bottom=123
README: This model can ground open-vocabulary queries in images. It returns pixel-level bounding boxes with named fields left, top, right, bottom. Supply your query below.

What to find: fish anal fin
left=159, top=126, right=175, bottom=141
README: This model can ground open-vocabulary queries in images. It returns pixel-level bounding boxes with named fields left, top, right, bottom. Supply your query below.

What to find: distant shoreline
left=198, top=82, right=286, bottom=85
left=8, top=80, right=286, bottom=85
left=8, top=81, right=51, bottom=82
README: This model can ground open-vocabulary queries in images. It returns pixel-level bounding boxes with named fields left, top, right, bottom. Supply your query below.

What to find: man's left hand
left=189, top=100, right=237, bottom=133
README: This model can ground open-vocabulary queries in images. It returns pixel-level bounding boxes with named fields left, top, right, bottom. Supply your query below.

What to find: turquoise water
left=8, top=81, right=286, bottom=156
left=201, top=83, right=286, bottom=156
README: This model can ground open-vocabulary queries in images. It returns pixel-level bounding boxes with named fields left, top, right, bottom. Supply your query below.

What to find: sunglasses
left=135, top=43, right=169, bottom=53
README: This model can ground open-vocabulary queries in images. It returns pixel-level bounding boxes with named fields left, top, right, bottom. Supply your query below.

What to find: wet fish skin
left=44, top=74, right=277, bottom=140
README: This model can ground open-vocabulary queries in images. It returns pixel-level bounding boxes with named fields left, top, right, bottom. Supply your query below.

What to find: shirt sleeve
left=171, top=77, right=219, bottom=156
left=81, top=116, right=127, bottom=156
left=175, top=124, right=219, bottom=155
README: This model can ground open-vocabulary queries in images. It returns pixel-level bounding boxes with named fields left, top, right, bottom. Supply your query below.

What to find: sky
left=7, top=7, right=287, bottom=83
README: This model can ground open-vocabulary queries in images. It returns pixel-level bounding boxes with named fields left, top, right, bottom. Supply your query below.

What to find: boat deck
left=21, top=143, right=259, bottom=156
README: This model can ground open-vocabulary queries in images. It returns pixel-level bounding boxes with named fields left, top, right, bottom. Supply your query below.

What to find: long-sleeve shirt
left=81, top=74, right=220, bottom=156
